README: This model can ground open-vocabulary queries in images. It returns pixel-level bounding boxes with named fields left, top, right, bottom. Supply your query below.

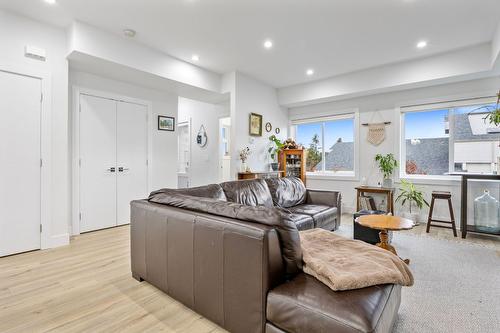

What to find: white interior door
left=177, top=121, right=190, bottom=188
left=0, top=70, right=41, bottom=256
left=79, top=94, right=117, bottom=233
left=116, top=101, right=148, bottom=225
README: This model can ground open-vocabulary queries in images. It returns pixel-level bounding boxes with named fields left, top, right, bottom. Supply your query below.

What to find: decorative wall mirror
left=265, top=122, right=272, bottom=132
left=196, top=125, right=208, bottom=147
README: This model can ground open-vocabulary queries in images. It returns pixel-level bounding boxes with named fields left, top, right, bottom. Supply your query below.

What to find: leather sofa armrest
left=306, top=189, right=342, bottom=219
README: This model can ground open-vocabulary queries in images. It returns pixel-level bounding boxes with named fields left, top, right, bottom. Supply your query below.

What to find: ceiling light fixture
left=191, top=54, right=200, bottom=62
left=417, top=40, right=428, bottom=49
left=306, top=69, right=314, bottom=76
left=123, top=29, right=136, bottom=38
left=263, top=40, right=273, bottom=49
left=44, top=0, right=57, bottom=4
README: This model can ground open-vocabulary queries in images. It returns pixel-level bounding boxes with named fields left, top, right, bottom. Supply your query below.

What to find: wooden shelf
left=279, top=149, right=306, bottom=185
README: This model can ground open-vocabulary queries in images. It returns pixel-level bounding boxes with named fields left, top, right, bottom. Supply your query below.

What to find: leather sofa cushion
left=287, top=213, right=314, bottom=231
left=221, top=179, right=274, bottom=207
left=265, top=177, right=307, bottom=208
left=149, top=184, right=227, bottom=201
left=289, top=204, right=338, bottom=230
left=267, top=273, right=401, bottom=333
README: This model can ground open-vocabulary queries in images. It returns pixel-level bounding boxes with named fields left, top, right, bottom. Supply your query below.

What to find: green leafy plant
left=268, top=135, right=284, bottom=161
left=473, top=90, right=500, bottom=126
left=375, top=153, right=398, bottom=179
left=396, top=180, right=429, bottom=213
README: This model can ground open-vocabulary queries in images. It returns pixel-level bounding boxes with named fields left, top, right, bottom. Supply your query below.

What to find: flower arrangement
left=239, top=146, right=251, bottom=162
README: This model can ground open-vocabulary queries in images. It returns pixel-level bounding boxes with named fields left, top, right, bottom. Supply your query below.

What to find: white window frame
left=291, top=111, right=359, bottom=180
left=399, top=97, right=497, bottom=182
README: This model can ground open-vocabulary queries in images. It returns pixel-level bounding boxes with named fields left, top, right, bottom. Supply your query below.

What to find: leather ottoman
left=266, top=273, right=401, bottom=333
left=353, top=210, right=392, bottom=244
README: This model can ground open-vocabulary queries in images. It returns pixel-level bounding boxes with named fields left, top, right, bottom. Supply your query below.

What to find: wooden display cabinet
left=279, top=149, right=306, bottom=185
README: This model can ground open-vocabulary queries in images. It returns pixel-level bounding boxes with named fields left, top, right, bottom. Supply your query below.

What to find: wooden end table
left=356, top=214, right=414, bottom=264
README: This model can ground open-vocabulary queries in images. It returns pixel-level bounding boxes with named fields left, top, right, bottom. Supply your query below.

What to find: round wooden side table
left=356, top=214, right=414, bottom=264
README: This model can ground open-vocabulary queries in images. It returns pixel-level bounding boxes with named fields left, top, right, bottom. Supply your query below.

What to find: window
left=293, top=114, right=356, bottom=176
left=401, top=99, right=499, bottom=177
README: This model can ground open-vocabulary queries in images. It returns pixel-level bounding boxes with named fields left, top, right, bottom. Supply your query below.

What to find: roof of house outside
left=454, top=113, right=500, bottom=141
left=324, top=141, right=354, bottom=171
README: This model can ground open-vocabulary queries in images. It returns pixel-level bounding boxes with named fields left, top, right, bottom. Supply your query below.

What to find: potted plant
left=395, top=180, right=429, bottom=224
left=375, top=153, right=398, bottom=188
left=477, top=89, right=500, bottom=126
left=268, top=135, right=283, bottom=171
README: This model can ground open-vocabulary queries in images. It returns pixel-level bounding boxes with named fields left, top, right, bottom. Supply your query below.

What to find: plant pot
left=403, top=212, right=419, bottom=225
left=270, top=162, right=279, bottom=171
left=382, top=178, right=393, bottom=188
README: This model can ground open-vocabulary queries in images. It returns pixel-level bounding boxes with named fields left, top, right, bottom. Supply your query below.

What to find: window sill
left=398, top=174, right=461, bottom=186
left=306, top=172, right=358, bottom=181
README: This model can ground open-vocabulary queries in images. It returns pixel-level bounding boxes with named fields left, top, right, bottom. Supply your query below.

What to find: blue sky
left=405, top=109, right=448, bottom=139
left=296, top=119, right=354, bottom=151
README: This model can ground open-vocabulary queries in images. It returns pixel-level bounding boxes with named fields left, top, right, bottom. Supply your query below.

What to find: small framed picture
left=158, top=116, right=175, bottom=131
left=249, top=113, right=263, bottom=136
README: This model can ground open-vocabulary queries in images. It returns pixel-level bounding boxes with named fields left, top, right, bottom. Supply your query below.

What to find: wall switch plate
left=25, top=45, right=46, bottom=61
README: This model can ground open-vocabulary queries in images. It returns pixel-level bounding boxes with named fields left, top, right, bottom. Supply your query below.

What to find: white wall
left=228, top=72, right=289, bottom=177
left=279, top=43, right=494, bottom=107
left=290, top=76, right=500, bottom=224
left=69, top=71, right=178, bottom=194
left=178, top=97, right=229, bottom=186
left=0, top=10, right=69, bottom=245
left=68, top=21, right=221, bottom=93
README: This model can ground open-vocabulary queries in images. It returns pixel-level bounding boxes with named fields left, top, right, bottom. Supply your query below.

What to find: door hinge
left=79, top=103, right=81, bottom=112
left=40, top=93, right=43, bottom=102
left=146, top=159, right=149, bottom=166
left=40, top=159, right=43, bottom=167
left=79, top=158, right=82, bottom=167
left=79, top=212, right=82, bottom=221
left=40, top=224, right=42, bottom=233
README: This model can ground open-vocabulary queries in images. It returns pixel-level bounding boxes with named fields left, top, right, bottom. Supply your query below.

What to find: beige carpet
left=336, top=221, right=500, bottom=333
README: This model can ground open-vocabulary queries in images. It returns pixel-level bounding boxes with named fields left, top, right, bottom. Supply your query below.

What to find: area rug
left=336, top=224, right=500, bottom=333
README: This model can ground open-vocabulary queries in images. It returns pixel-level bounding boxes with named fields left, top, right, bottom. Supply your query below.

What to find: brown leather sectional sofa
left=131, top=177, right=401, bottom=333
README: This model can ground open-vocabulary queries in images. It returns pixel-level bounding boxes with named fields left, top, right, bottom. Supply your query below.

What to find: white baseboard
left=50, top=233, right=70, bottom=248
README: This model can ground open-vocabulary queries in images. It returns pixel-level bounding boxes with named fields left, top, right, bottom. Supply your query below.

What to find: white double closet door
left=79, top=94, right=148, bottom=233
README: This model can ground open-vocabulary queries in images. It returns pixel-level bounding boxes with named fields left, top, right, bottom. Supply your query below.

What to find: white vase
left=403, top=212, right=419, bottom=225
left=240, top=161, right=248, bottom=173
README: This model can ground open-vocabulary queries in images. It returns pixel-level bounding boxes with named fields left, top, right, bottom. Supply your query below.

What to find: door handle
left=118, top=167, right=130, bottom=172
left=107, top=167, right=116, bottom=172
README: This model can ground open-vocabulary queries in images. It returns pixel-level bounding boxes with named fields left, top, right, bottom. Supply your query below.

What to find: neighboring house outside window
left=292, top=114, right=356, bottom=177
left=401, top=99, right=500, bottom=178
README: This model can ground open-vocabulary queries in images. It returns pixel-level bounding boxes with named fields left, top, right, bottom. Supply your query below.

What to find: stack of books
left=359, top=195, right=377, bottom=211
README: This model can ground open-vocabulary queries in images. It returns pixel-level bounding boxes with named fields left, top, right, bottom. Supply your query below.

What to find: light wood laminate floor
left=0, top=226, right=227, bottom=333
left=1, top=217, right=498, bottom=333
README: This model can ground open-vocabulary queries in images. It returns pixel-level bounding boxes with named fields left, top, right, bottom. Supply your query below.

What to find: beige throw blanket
left=300, top=229, right=414, bottom=291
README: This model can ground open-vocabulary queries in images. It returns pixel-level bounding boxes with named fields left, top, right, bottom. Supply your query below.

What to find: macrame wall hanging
left=362, top=111, right=391, bottom=146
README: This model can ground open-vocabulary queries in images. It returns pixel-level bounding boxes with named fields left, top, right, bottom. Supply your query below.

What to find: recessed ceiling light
left=44, top=0, right=57, bottom=4
left=263, top=40, right=273, bottom=49
left=306, top=69, right=314, bottom=76
left=417, top=40, right=428, bottom=49
left=123, top=29, right=136, bottom=38
left=191, top=54, right=200, bottom=62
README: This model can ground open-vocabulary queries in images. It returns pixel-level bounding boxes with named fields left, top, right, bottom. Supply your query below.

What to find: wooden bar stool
left=426, top=191, right=457, bottom=237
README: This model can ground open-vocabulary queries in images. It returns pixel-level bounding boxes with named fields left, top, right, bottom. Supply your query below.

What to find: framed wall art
left=158, top=116, right=175, bottom=131
left=249, top=113, right=263, bottom=136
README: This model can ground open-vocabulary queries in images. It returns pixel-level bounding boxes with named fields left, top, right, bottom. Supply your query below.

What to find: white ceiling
left=2, top=0, right=500, bottom=88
